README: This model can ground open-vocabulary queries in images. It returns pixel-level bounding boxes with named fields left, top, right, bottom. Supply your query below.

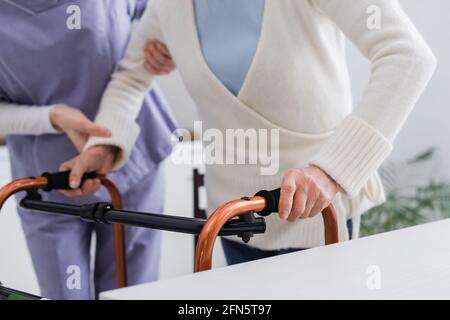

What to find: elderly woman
left=0, top=0, right=176, bottom=299
left=64, top=0, right=436, bottom=265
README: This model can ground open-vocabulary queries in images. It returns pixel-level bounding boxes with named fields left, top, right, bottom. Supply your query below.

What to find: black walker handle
left=42, top=171, right=98, bottom=192
left=254, top=188, right=281, bottom=217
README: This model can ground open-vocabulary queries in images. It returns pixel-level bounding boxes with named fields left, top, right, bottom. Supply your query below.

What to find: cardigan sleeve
left=83, top=0, right=164, bottom=170
left=309, top=0, right=437, bottom=197
left=0, top=101, right=58, bottom=135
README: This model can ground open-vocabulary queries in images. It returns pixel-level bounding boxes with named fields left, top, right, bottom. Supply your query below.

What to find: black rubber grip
left=42, top=171, right=98, bottom=192
left=254, top=188, right=280, bottom=217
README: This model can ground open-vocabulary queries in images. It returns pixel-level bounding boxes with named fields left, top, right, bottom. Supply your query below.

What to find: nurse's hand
left=278, top=166, right=342, bottom=222
left=143, top=39, right=176, bottom=75
left=50, top=105, right=112, bottom=152
left=58, top=145, right=118, bottom=197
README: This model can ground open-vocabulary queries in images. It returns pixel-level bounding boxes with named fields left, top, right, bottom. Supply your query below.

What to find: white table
left=100, top=219, right=450, bottom=300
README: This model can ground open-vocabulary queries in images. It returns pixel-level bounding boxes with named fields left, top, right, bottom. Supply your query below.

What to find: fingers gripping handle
left=42, top=171, right=98, bottom=192
left=254, top=188, right=339, bottom=244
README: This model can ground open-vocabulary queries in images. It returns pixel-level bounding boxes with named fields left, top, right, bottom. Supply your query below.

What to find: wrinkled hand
left=279, top=166, right=342, bottom=222
left=143, top=39, right=176, bottom=75
left=58, top=145, right=119, bottom=197
left=50, top=105, right=111, bottom=152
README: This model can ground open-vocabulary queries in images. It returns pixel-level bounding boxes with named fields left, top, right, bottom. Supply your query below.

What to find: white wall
left=158, top=142, right=227, bottom=281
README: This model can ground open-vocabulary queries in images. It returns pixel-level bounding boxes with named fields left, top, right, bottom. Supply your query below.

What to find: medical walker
left=0, top=171, right=339, bottom=298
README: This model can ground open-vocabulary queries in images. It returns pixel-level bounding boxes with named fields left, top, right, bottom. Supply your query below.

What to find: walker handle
left=254, top=188, right=339, bottom=245
left=254, top=188, right=281, bottom=216
left=195, top=187, right=340, bottom=272
left=0, top=171, right=127, bottom=288
left=42, top=171, right=98, bottom=192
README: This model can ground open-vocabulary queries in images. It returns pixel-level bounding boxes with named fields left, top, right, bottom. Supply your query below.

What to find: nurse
left=0, top=0, right=176, bottom=299
left=62, top=0, right=436, bottom=265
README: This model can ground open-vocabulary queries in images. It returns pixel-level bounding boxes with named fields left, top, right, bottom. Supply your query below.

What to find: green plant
left=361, top=148, right=450, bottom=236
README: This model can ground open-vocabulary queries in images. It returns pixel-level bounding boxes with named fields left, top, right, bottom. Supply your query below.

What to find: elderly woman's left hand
left=279, top=166, right=342, bottom=222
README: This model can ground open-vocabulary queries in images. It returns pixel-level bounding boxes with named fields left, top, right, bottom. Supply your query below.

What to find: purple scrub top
left=0, top=0, right=177, bottom=201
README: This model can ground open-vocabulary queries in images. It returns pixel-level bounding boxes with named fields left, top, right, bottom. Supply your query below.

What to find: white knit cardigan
left=85, top=0, right=436, bottom=250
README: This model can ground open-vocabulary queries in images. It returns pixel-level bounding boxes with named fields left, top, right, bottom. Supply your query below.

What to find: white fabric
left=87, top=0, right=436, bottom=249
left=0, top=102, right=58, bottom=135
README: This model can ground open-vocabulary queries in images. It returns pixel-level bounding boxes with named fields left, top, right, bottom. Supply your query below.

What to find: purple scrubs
left=0, top=0, right=177, bottom=299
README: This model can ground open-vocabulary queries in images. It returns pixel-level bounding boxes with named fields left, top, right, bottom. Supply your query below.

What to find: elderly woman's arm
left=81, top=0, right=165, bottom=170
left=277, top=0, right=436, bottom=221
left=309, top=0, right=437, bottom=197
left=59, top=0, right=167, bottom=192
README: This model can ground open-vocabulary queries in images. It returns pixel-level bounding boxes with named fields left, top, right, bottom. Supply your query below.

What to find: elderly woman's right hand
left=49, top=105, right=112, bottom=152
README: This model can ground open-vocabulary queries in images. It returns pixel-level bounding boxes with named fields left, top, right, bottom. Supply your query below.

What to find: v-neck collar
left=186, top=0, right=269, bottom=102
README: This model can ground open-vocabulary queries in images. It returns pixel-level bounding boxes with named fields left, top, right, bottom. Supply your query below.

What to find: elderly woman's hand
left=279, top=166, right=342, bottom=222
left=58, top=145, right=118, bottom=197
left=143, top=39, right=176, bottom=75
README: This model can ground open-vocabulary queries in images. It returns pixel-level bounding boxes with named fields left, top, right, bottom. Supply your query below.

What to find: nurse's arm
left=0, top=102, right=58, bottom=135
left=309, top=0, right=437, bottom=197
left=82, top=1, right=165, bottom=171
left=0, top=102, right=111, bottom=151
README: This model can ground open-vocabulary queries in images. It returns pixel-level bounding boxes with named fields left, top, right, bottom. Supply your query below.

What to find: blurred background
left=1, top=0, right=449, bottom=296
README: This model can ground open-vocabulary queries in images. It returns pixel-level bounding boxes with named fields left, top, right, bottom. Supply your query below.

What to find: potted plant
left=361, top=148, right=450, bottom=236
